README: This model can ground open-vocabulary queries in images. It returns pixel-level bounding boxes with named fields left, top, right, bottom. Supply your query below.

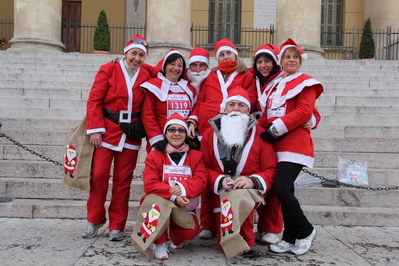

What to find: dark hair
left=252, top=53, right=280, bottom=87
left=162, top=53, right=186, bottom=81
left=153, top=125, right=199, bottom=151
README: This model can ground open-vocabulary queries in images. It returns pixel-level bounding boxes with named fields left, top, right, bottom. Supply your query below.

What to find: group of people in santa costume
left=83, top=33, right=324, bottom=261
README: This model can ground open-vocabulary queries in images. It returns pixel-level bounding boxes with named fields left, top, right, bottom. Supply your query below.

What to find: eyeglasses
left=131, top=38, right=149, bottom=48
left=167, top=127, right=186, bottom=134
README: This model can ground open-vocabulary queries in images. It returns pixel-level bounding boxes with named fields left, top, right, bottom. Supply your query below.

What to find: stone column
left=364, top=0, right=399, bottom=30
left=8, top=0, right=65, bottom=52
left=146, top=0, right=192, bottom=57
left=276, top=0, right=324, bottom=59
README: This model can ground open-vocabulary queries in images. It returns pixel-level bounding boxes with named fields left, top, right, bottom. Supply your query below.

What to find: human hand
left=260, top=123, right=287, bottom=143
left=222, top=176, right=235, bottom=191
left=302, top=119, right=312, bottom=131
left=176, top=196, right=190, bottom=207
left=169, top=185, right=182, bottom=195
left=234, top=176, right=254, bottom=189
left=89, top=133, right=102, bottom=149
left=188, top=122, right=196, bottom=139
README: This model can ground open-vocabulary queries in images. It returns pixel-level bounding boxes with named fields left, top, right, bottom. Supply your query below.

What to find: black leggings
left=273, top=162, right=313, bottom=243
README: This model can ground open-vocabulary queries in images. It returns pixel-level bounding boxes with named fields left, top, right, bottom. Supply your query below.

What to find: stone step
left=0, top=68, right=97, bottom=78
left=0, top=97, right=87, bottom=109
left=0, top=87, right=90, bottom=100
left=314, top=138, right=399, bottom=153
left=320, top=114, right=399, bottom=126
left=318, top=95, right=399, bottom=107
left=0, top=198, right=397, bottom=227
left=0, top=160, right=145, bottom=179
left=2, top=177, right=398, bottom=208
left=0, top=106, right=86, bottom=119
left=322, top=88, right=399, bottom=97
left=316, top=105, right=399, bottom=115
left=0, top=79, right=93, bottom=89
left=313, top=152, right=399, bottom=169
left=0, top=118, right=81, bottom=131
left=312, top=126, right=399, bottom=139
left=321, top=80, right=399, bottom=90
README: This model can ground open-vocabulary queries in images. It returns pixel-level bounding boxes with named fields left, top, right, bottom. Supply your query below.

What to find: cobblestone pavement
left=0, top=218, right=398, bottom=266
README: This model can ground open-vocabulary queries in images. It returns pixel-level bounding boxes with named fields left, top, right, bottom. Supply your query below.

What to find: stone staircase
left=0, top=51, right=398, bottom=227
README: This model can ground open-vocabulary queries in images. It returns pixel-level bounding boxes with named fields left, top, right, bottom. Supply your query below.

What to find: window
left=209, top=0, right=241, bottom=44
left=321, top=0, right=343, bottom=46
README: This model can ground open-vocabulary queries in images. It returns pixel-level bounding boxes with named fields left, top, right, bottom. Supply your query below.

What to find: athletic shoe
left=153, top=243, right=169, bottom=260
left=244, top=245, right=261, bottom=258
left=261, top=232, right=280, bottom=244
left=199, top=229, right=213, bottom=239
left=269, top=240, right=295, bottom=253
left=291, top=228, right=317, bottom=255
left=109, top=230, right=123, bottom=241
left=169, top=241, right=183, bottom=249
left=82, top=219, right=106, bottom=238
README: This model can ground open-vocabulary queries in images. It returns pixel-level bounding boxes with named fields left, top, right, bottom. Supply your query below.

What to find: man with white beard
left=186, top=47, right=211, bottom=98
left=200, top=86, right=278, bottom=259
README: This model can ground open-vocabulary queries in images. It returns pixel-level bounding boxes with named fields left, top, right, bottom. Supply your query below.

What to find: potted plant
left=93, top=10, right=111, bottom=53
left=358, top=18, right=375, bottom=59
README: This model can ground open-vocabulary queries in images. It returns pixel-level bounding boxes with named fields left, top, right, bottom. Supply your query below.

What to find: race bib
left=163, top=165, right=192, bottom=185
left=167, top=94, right=191, bottom=119
left=267, top=90, right=286, bottom=118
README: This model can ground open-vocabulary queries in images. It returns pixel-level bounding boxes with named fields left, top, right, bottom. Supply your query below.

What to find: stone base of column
left=8, top=35, right=65, bottom=53
left=299, top=42, right=325, bottom=60
left=148, top=39, right=192, bottom=58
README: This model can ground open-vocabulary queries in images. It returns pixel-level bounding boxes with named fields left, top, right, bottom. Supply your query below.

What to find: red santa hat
left=123, top=34, right=148, bottom=56
left=163, top=112, right=188, bottom=134
left=162, top=48, right=183, bottom=70
left=278, top=38, right=308, bottom=65
left=220, top=85, right=251, bottom=110
left=254, top=43, right=280, bottom=64
left=188, top=47, right=210, bottom=67
left=214, top=38, right=238, bottom=59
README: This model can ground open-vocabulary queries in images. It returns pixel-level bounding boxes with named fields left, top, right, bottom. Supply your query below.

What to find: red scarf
left=218, top=61, right=236, bottom=73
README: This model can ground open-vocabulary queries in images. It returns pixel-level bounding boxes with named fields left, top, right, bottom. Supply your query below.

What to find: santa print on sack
left=64, top=145, right=77, bottom=178
left=137, top=204, right=160, bottom=243
left=220, top=199, right=234, bottom=236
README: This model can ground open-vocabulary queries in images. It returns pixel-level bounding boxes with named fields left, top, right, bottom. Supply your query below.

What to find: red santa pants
left=87, top=147, right=138, bottom=231
left=216, top=209, right=255, bottom=250
left=199, top=188, right=218, bottom=234
left=256, top=189, right=283, bottom=234
left=154, top=212, right=200, bottom=245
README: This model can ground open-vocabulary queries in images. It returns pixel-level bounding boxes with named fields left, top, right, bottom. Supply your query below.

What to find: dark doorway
left=62, top=1, right=82, bottom=52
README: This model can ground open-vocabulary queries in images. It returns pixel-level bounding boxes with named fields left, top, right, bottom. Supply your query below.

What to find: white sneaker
left=291, top=228, right=317, bottom=255
left=261, top=232, right=280, bottom=244
left=269, top=240, right=295, bottom=253
left=169, top=240, right=183, bottom=249
left=153, top=243, right=169, bottom=260
left=109, top=230, right=123, bottom=241
left=199, top=229, right=213, bottom=239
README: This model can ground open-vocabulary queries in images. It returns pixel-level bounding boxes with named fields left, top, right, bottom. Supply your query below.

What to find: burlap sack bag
left=61, top=116, right=94, bottom=191
left=219, top=188, right=263, bottom=259
left=132, top=194, right=195, bottom=261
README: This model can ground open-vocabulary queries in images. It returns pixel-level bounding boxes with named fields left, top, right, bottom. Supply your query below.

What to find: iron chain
left=0, top=132, right=144, bottom=179
left=1, top=132, right=398, bottom=186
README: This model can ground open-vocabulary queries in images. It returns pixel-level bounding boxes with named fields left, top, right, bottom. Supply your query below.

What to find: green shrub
left=93, top=10, right=111, bottom=51
left=359, top=18, right=375, bottom=59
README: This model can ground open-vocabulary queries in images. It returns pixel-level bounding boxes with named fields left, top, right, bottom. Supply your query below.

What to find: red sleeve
left=143, top=151, right=173, bottom=199
left=141, top=91, right=164, bottom=146
left=311, top=106, right=321, bottom=129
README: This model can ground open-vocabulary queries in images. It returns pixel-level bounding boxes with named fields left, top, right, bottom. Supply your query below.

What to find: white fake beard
left=187, top=69, right=211, bottom=94
left=220, top=112, right=250, bottom=148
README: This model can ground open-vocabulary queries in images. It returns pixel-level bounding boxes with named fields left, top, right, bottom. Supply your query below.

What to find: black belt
left=103, top=108, right=141, bottom=124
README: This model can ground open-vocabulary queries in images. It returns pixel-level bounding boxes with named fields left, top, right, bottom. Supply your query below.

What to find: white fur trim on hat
left=216, top=46, right=238, bottom=59
left=162, top=50, right=183, bottom=70
left=188, top=55, right=210, bottom=67
left=163, top=119, right=188, bottom=134
left=254, top=49, right=278, bottom=63
left=220, top=95, right=251, bottom=110
left=123, top=44, right=147, bottom=56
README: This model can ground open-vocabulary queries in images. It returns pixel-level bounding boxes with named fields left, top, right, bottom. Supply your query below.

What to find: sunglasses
left=131, top=38, right=149, bottom=48
left=167, top=127, right=186, bottom=134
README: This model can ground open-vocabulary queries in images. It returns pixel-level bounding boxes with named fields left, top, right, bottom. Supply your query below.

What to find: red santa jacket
left=142, top=149, right=208, bottom=202
left=200, top=122, right=278, bottom=203
left=265, top=72, right=324, bottom=167
left=141, top=73, right=197, bottom=146
left=86, top=60, right=151, bottom=151
left=188, top=70, right=256, bottom=136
